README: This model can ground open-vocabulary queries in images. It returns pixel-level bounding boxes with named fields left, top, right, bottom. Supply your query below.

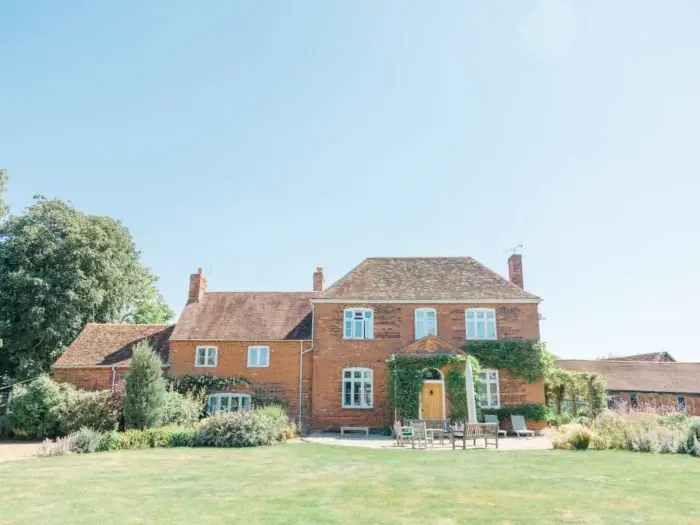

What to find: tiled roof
left=54, top=324, right=174, bottom=367
left=170, top=292, right=313, bottom=341
left=394, top=334, right=465, bottom=357
left=317, top=257, right=540, bottom=301
left=602, top=352, right=676, bottom=362
left=557, top=360, right=700, bottom=394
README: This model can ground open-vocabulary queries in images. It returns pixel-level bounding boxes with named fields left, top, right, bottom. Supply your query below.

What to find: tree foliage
left=545, top=367, right=607, bottom=418
left=0, top=169, right=8, bottom=221
left=124, top=341, right=167, bottom=429
left=0, top=185, right=173, bottom=380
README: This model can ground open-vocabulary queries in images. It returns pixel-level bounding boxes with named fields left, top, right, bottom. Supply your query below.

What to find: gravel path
left=0, top=441, right=41, bottom=462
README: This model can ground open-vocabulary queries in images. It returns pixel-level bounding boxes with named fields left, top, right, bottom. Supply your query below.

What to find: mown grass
left=1, top=444, right=699, bottom=524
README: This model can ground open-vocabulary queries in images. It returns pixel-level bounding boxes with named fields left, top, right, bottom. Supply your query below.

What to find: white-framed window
left=678, top=396, right=686, bottom=411
left=207, top=393, right=252, bottom=414
left=343, top=308, right=374, bottom=339
left=247, top=346, right=270, bottom=367
left=415, top=308, right=437, bottom=339
left=342, top=368, right=373, bottom=408
left=466, top=308, right=496, bottom=340
left=195, top=346, right=218, bottom=367
left=479, top=369, right=500, bottom=408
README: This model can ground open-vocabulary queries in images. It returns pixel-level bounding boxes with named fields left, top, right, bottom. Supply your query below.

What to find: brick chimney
left=508, top=254, right=524, bottom=288
left=188, top=268, right=207, bottom=304
left=312, top=266, right=325, bottom=292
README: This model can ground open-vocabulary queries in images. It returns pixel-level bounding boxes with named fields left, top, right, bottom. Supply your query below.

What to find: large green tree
left=0, top=176, right=174, bottom=380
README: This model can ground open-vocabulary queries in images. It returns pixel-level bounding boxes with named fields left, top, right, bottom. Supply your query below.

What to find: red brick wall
left=169, top=340, right=313, bottom=423
left=311, top=302, right=541, bottom=430
left=53, top=366, right=134, bottom=390
left=615, top=391, right=700, bottom=416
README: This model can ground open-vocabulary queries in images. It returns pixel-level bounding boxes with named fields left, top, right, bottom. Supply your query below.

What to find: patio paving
left=302, top=433, right=552, bottom=450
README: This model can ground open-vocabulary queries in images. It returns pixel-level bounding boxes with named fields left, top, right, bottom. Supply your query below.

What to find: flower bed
left=553, top=409, right=700, bottom=456
left=37, top=406, right=297, bottom=457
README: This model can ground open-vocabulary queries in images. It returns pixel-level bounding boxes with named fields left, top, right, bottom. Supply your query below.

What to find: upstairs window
left=342, top=368, right=373, bottom=408
left=195, top=346, right=217, bottom=367
left=479, top=369, right=500, bottom=408
left=415, top=308, right=437, bottom=339
left=343, top=308, right=374, bottom=339
left=247, top=346, right=270, bottom=367
left=466, top=308, right=496, bottom=340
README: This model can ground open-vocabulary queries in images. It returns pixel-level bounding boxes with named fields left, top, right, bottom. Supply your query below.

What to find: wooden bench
left=451, top=422, right=499, bottom=449
left=340, top=426, right=369, bottom=437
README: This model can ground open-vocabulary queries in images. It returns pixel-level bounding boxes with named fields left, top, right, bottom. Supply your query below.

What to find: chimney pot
left=508, top=254, right=524, bottom=289
left=313, top=266, right=325, bottom=292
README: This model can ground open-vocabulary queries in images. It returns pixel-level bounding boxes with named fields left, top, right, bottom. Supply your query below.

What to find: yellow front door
left=421, top=382, right=443, bottom=420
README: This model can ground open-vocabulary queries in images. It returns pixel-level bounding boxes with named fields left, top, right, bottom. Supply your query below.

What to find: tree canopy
left=0, top=169, right=8, bottom=220
left=0, top=174, right=174, bottom=381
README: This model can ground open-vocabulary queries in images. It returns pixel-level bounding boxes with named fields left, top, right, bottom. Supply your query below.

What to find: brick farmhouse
left=54, top=255, right=548, bottom=430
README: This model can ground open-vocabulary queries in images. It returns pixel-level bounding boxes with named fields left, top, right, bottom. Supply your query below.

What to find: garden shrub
left=59, top=389, right=121, bottom=435
left=124, top=341, right=167, bottom=429
left=659, top=412, right=690, bottom=430
left=567, top=428, right=592, bottom=450
left=8, top=375, right=71, bottom=438
left=685, top=420, right=700, bottom=455
left=627, top=425, right=685, bottom=454
left=38, top=435, right=77, bottom=457
left=165, top=426, right=198, bottom=447
left=72, top=427, right=109, bottom=454
left=196, top=406, right=295, bottom=447
left=162, top=390, right=203, bottom=426
left=145, top=427, right=173, bottom=448
left=103, top=431, right=126, bottom=451
left=590, top=411, right=628, bottom=450
left=120, top=428, right=149, bottom=449
left=546, top=411, right=573, bottom=427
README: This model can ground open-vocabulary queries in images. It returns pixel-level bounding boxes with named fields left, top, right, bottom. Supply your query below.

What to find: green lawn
left=1, top=444, right=699, bottom=525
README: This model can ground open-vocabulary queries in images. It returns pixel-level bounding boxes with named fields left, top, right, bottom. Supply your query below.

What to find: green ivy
left=545, top=368, right=606, bottom=418
left=251, top=394, right=287, bottom=409
left=445, top=356, right=481, bottom=422
left=481, top=403, right=551, bottom=423
left=388, top=353, right=482, bottom=422
left=167, top=375, right=251, bottom=395
left=463, top=340, right=554, bottom=383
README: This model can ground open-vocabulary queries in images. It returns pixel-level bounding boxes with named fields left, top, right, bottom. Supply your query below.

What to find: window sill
left=341, top=406, right=374, bottom=410
left=247, top=364, right=270, bottom=368
left=342, top=338, right=374, bottom=341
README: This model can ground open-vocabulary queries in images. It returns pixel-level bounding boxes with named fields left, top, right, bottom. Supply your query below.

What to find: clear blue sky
left=2, top=1, right=699, bottom=361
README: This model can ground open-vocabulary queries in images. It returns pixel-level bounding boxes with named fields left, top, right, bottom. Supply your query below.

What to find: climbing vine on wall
left=463, top=340, right=554, bottom=383
left=387, top=353, right=480, bottom=421
left=445, top=356, right=481, bottom=422
left=167, top=374, right=252, bottom=395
